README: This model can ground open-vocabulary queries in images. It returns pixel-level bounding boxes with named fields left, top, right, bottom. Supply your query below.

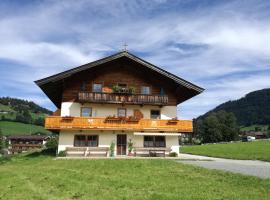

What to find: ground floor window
left=144, top=136, right=165, bottom=147
left=74, top=135, right=98, bottom=147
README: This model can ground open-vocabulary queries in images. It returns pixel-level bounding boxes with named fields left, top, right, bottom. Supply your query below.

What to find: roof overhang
left=35, top=51, right=204, bottom=108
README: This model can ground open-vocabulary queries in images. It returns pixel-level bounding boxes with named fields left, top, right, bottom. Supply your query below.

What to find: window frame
left=141, top=86, right=151, bottom=95
left=81, top=107, right=92, bottom=117
left=74, top=135, right=99, bottom=147
left=150, top=110, right=161, bottom=119
left=92, top=83, right=103, bottom=93
left=117, top=108, right=127, bottom=117
left=143, top=136, right=166, bottom=147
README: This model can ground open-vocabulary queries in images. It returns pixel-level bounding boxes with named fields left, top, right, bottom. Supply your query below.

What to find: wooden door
left=117, top=134, right=127, bottom=155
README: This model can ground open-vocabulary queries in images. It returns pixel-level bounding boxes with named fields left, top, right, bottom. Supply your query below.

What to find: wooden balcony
left=78, top=92, right=169, bottom=105
left=45, top=116, right=193, bottom=132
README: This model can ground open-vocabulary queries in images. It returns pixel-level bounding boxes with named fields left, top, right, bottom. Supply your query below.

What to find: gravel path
left=178, top=153, right=270, bottom=179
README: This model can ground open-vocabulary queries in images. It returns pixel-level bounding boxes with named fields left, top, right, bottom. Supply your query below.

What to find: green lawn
left=181, top=140, right=270, bottom=161
left=0, top=154, right=270, bottom=200
left=240, top=124, right=268, bottom=131
left=0, top=103, right=14, bottom=112
left=0, top=121, right=51, bottom=135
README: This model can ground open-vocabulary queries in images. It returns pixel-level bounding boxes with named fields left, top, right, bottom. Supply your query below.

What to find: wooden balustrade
left=45, top=116, right=193, bottom=132
left=78, top=92, right=169, bottom=105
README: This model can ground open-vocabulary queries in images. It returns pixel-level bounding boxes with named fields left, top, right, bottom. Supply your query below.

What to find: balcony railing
left=45, top=116, right=193, bottom=132
left=78, top=92, right=169, bottom=105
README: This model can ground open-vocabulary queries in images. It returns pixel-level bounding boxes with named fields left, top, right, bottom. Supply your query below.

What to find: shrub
left=44, top=138, right=58, bottom=156
left=169, top=152, right=178, bottom=157
left=192, top=138, right=202, bottom=145
left=110, top=141, right=115, bottom=157
left=45, top=138, right=58, bottom=149
left=58, top=151, right=66, bottom=157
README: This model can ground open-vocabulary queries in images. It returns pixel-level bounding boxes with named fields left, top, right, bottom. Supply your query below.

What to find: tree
left=15, top=110, right=32, bottom=124
left=34, top=117, right=44, bottom=126
left=194, top=111, right=239, bottom=143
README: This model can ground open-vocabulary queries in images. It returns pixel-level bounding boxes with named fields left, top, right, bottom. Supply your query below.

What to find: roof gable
left=35, top=51, right=204, bottom=108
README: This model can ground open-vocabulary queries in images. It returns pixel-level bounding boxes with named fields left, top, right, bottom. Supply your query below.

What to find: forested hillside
left=199, top=88, right=270, bottom=126
left=194, top=88, right=270, bottom=143
left=0, top=97, right=52, bottom=135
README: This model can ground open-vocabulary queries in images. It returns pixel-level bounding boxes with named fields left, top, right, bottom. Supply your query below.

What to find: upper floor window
left=81, top=82, right=86, bottom=91
left=118, top=83, right=127, bottom=89
left=118, top=108, right=126, bottom=117
left=150, top=110, right=160, bottom=119
left=141, top=86, right=150, bottom=95
left=81, top=107, right=92, bottom=117
left=93, top=83, right=102, bottom=93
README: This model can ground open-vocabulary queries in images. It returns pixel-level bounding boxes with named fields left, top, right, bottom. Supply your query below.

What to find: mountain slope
left=0, top=97, right=52, bottom=135
left=198, top=88, right=270, bottom=126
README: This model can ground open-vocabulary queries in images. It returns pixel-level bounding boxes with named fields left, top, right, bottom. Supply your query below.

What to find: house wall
left=60, top=102, right=177, bottom=119
left=58, top=131, right=180, bottom=155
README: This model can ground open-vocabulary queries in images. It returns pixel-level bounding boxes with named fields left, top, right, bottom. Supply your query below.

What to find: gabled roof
left=8, top=135, right=50, bottom=141
left=35, top=51, right=204, bottom=108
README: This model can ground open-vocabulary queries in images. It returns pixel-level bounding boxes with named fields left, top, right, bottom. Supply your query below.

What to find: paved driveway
left=178, top=153, right=270, bottom=179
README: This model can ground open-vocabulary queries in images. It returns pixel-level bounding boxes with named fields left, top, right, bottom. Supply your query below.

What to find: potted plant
left=110, top=141, right=115, bottom=157
left=127, top=139, right=133, bottom=156
left=112, top=85, right=121, bottom=93
left=129, top=86, right=136, bottom=94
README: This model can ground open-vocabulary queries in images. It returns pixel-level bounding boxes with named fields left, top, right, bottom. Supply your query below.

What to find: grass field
left=181, top=140, right=270, bottom=161
left=0, top=154, right=269, bottom=200
left=0, top=121, right=51, bottom=135
left=240, top=124, right=269, bottom=131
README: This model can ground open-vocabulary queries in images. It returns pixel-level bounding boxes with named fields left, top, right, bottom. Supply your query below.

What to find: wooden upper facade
left=35, top=51, right=204, bottom=133
left=35, top=51, right=204, bottom=108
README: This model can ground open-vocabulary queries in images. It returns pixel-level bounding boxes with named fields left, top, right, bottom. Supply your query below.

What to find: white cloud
left=0, top=0, right=270, bottom=118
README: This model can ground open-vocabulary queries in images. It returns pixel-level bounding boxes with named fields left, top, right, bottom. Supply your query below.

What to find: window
left=81, top=107, right=92, bottom=117
left=118, top=83, right=127, bottom=89
left=87, top=135, right=98, bottom=147
left=74, top=135, right=98, bottom=147
left=118, top=108, right=126, bottom=117
left=74, top=135, right=86, bottom=146
left=144, top=136, right=165, bottom=147
left=160, top=87, right=165, bottom=95
left=150, top=110, right=160, bottom=119
left=93, top=83, right=102, bottom=93
left=141, top=86, right=150, bottom=95
left=81, top=82, right=86, bottom=91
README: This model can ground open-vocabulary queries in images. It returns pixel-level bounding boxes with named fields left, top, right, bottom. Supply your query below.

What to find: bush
left=169, top=152, right=178, bottom=157
left=45, top=138, right=58, bottom=149
left=44, top=138, right=58, bottom=156
left=58, top=151, right=66, bottom=157
left=192, top=138, right=202, bottom=145
left=110, top=141, right=115, bottom=157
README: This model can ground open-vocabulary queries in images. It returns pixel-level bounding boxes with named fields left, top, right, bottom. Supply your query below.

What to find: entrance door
left=117, top=134, right=127, bottom=155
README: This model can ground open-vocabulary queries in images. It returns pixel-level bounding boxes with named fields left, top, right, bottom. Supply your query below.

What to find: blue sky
left=0, top=0, right=270, bottom=119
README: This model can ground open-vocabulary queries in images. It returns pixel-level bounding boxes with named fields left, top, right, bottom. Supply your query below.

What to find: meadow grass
left=0, top=153, right=269, bottom=200
left=0, top=121, right=51, bottom=135
left=182, top=140, right=270, bottom=161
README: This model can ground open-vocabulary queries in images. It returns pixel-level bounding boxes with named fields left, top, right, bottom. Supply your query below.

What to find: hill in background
left=0, top=97, right=52, bottom=135
left=198, top=88, right=270, bottom=126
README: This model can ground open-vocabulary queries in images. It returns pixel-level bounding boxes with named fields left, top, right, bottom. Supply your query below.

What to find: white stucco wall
left=60, top=102, right=177, bottom=119
left=58, top=131, right=179, bottom=155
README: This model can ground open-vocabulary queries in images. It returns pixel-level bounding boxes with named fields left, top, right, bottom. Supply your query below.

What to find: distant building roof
left=7, top=135, right=50, bottom=141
